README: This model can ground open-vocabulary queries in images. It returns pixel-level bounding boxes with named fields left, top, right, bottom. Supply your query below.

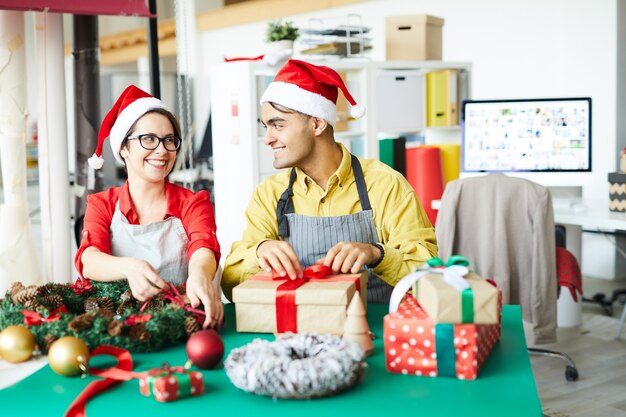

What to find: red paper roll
left=405, top=146, right=444, bottom=225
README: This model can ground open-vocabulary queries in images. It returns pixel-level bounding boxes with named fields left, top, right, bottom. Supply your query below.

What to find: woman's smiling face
left=120, top=112, right=177, bottom=184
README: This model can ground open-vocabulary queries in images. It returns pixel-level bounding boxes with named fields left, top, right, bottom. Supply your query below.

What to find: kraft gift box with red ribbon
left=138, top=365, right=204, bottom=402
left=232, top=265, right=368, bottom=334
left=411, top=256, right=500, bottom=324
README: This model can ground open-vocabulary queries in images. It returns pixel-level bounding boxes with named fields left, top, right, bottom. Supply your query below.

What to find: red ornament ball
left=186, top=329, right=224, bottom=369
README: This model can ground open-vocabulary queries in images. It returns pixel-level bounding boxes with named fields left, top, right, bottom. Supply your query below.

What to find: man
left=222, top=59, right=437, bottom=303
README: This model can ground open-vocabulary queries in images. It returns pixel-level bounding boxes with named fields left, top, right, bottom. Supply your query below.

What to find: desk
left=0, top=305, right=541, bottom=417
left=553, top=199, right=626, bottom=327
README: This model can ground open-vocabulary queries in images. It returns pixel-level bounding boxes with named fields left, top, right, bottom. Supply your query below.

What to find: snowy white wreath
left=224, top=333, right=366, bottom=399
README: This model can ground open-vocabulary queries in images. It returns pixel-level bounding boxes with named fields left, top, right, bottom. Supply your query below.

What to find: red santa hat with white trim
left=259, top=59, right=365, bottom=127
left=88, top=85, right=168, bottom=169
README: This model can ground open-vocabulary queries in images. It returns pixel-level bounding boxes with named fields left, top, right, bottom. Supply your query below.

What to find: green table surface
left=0, top=304, right=542, bottom=417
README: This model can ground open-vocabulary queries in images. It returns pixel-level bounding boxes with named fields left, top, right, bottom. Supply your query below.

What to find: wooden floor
left=531, top=277, right=626, bottom=417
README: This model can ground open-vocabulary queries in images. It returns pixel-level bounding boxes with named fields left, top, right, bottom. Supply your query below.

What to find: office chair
left=435, top=173, right=579, bottom=381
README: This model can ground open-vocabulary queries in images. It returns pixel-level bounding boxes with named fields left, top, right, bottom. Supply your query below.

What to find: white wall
left=196, top=0, right=619, bottom=200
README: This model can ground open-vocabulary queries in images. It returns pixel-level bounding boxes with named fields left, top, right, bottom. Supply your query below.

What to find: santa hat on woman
left=88, top=85, right=168, bottom=169
left=260, top=59, right=365, bottom=127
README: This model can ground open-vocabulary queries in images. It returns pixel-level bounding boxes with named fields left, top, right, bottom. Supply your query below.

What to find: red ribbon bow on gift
left=22, top=305, right=67, bottom=326
left=70, top=278, right=93, bottom=295
left=266, top=264, right=361, bottom=333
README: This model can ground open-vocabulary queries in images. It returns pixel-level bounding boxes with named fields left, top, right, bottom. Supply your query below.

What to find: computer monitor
left=460, top=97, right=592, bottom=186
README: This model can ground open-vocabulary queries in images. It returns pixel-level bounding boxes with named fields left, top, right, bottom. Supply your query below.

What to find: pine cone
left=120, top=289, right=134, bottom=303
left=142, top=297, right=163, bottom=312
left=84, top=297, right=99, bottom=312
left=96, top=308, right=115, bottom=320
left=9, top=282, right=25, bottom=298
left=13, top=286, right=39, bottom=305
left=24, top=299, right=44, bottom=310
left=129, top=323, right=150, bottom=342
left=116, top=300, right=136, bottom=316
left=42, top=334, right=58, bottom=354
left=107, top=320, right=124, bottom=337
left=184, top=315, right=201, bottom=335
left=41, top=294, right=63, bottom=311
left=68, top=313, right=95, bottom=332
left=98, top=297, right=116, bottom=314
left=41, top=282, right=65, bottom=294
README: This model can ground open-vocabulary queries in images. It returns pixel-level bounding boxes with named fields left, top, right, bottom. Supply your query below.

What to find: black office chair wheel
left=565, top=365, right=579, bottom=381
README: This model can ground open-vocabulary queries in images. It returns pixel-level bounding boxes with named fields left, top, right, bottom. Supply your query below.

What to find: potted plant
left=265, top=20, right=299, bottom=53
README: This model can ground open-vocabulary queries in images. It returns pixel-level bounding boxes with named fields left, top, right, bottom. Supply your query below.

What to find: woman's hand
left=186, top=273, right=223, bottom=329
left=124, top=258, right=168, bottom=301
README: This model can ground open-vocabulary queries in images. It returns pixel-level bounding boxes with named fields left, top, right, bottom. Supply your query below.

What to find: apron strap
left=276, top=168, right=297, bottom=238
left=350, top=154, right=371, bottom=211
left=276, top=154, right=371, bottom=238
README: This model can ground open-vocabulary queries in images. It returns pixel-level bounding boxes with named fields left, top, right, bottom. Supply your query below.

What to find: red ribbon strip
left=123, top=314, right=152, bottom=326
left=65, top=346, right=139, bottom=417
left=70, top=279, right=93, bottom=295
left=160, top=283, right=207, bottom=317
left=22, top=305, right=67, bottom=326
left=65, top=346, right=192, bottom=417
left=260, top=265, right=362, bottom=333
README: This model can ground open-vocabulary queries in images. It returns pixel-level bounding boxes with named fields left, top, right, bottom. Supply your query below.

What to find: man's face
left=261, top=102, right=315, bottom=170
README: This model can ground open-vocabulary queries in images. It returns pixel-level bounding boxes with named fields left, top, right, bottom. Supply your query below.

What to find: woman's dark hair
left=120, top=107, right=182, bottom=151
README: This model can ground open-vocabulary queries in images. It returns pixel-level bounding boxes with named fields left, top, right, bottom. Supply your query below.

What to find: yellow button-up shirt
left=222, top=143, right=438, bottom=300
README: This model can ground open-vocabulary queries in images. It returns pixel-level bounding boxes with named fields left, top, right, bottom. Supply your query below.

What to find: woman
left=74, top=85, right=222, bottom=328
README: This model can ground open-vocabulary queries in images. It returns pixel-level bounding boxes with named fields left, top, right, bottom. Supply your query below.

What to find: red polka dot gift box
left=384, top=295, right=501, bottom=380
left=139, top=366, right=204, bottom=402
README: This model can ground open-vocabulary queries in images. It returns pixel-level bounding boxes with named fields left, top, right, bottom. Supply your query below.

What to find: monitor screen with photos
left=461, top=97, right=592, bottom=174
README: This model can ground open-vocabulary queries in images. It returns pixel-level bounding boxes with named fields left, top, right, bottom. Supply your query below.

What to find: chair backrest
left=435, top=173, right=557, bottom=344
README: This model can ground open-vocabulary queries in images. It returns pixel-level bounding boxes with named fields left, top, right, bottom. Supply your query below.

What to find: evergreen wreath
left=0, top=280, right=205, bottom=353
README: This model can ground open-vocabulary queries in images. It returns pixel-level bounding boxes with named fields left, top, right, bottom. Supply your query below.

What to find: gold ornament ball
left=0, top=325, right=36, bottom=363
left=48, top=336, right=90, bottom=377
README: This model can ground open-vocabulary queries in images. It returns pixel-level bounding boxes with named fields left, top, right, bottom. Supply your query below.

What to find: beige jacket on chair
left=435, top=173, right=557, bottom=344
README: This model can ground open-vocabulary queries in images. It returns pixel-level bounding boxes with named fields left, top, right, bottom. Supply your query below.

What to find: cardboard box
left=384, top=295, right=501, bottom=380
left=413, top=272, right=500, bottom=324
left=386, top=15, right=444, bottom=61
left=233, top=271, right=368, bottom=334
left=609, top=172, right=626, bottom=212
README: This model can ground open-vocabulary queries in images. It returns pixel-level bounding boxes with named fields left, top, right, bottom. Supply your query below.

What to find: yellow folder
left=426, top=70, right=458, bottom=127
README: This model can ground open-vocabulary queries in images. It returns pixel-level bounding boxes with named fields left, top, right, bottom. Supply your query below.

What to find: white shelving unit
left=210, top=60, right=471, bottom=257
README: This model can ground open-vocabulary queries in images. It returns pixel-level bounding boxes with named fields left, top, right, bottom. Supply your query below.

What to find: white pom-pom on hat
left=88, top=154, right=104, bottom=170
left=350, top=105, right=366, bottom=119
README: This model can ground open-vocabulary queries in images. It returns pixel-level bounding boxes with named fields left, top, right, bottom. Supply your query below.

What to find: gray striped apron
left=110, top=201, right=189, bottom=284
left=276, top=154, right=393, bottom=304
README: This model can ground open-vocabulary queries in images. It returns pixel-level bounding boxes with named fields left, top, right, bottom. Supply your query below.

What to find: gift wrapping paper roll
left=430, top=143, right=460, bottom=185
left=406, top=146, right=444, bottom=225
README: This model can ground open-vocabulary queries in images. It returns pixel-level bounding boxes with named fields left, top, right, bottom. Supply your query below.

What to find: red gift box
left=384, top=295, right=501, bottom=380
left=139, top=366, right=204, bottom=402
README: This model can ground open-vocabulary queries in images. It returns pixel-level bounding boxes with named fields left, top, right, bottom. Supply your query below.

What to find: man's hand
left=256, top=240, right=303, bottom=279
left=319, top=242, right=382, bottom=274
left=186, top=274, right=224, bottom=329
left=124, top=258, right=168, bottom=301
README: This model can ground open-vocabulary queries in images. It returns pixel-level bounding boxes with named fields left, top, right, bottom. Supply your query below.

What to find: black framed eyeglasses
left=126, top=134, right=181, bottom=151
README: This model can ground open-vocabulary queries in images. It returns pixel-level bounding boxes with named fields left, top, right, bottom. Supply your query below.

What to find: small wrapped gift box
left=139, top=366, right=204, bottom=402
left=233, top=266, right=367, bottom=335
left=410, top=257, right=499, bottom=324
left=384, top=295, right=501, bottom=380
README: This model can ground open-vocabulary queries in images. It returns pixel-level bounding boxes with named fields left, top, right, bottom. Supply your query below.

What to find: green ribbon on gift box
left=147, top=371, right=192, bottom=399
left=415, top=256, right=475, bottom=323
left=435, top=323, right=456, bottom=377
